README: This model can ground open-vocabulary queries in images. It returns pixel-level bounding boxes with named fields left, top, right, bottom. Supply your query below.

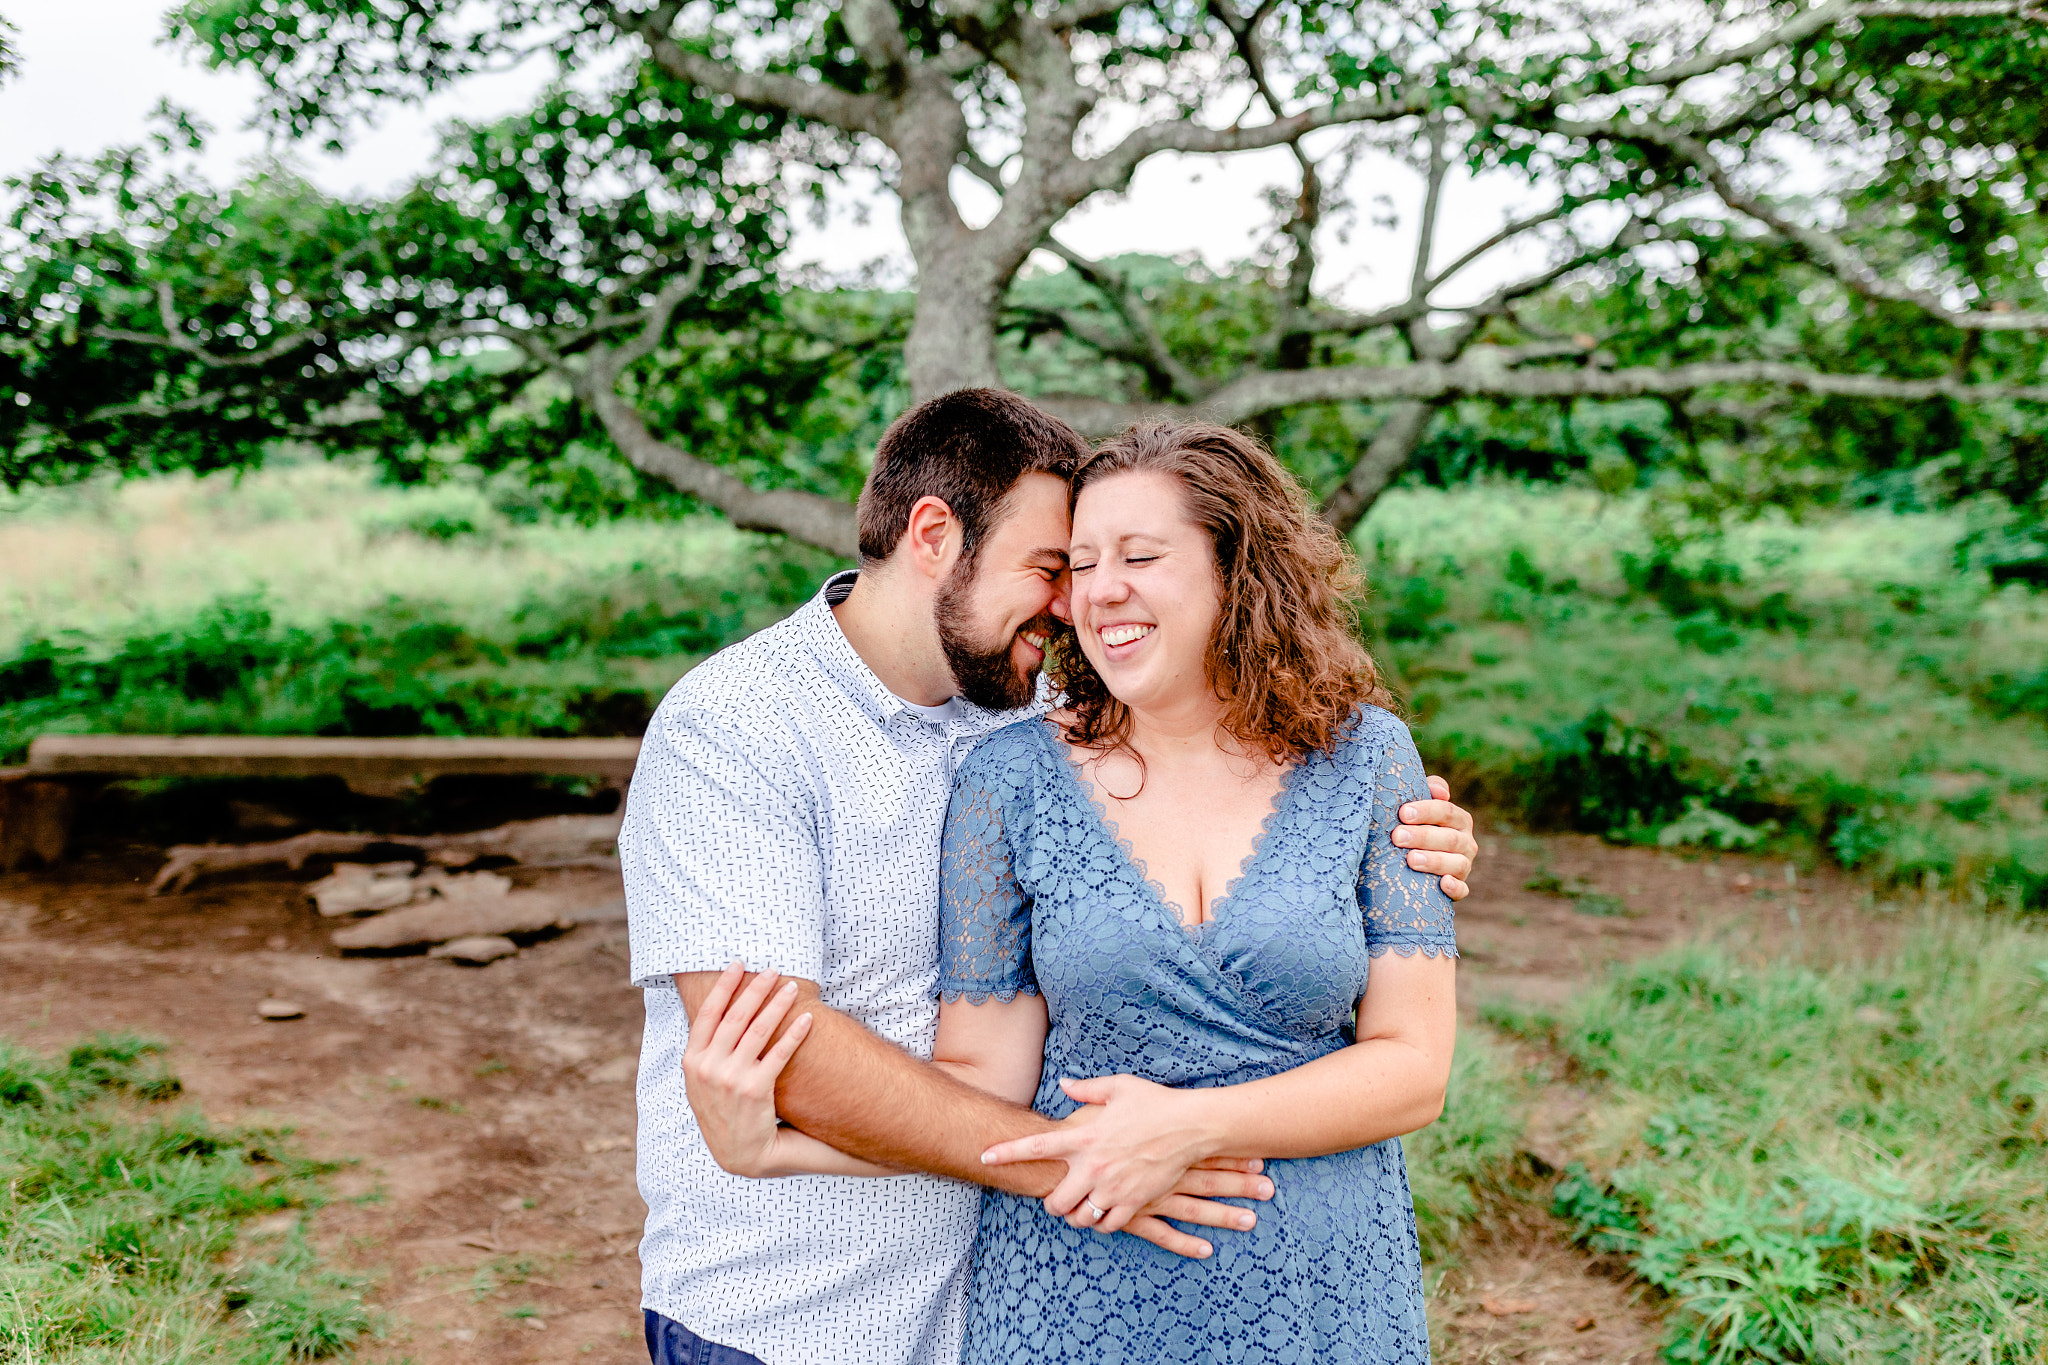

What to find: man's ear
left=900, top=495, right=963, bottom=583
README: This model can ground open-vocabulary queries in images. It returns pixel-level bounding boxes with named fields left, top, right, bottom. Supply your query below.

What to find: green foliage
left=1362, top=486, right=2048, bottom=906
left=0, top=568, right=826, bottom=763
left=1519, top=919, right=2048, bottom=1364
left=0, top=73, right=886, bottom=509
left=0, top=1034, right=368, bottom=1362
left=0, top=464, right=841, bottom=764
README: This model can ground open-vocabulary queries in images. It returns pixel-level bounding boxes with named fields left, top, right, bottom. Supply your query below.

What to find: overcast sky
left=0, top=1, right=1556, bottom=309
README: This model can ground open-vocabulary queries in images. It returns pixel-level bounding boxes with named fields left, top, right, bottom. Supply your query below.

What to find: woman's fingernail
left=779, top=981, right=797, bottom=995
left=1238, top=1214, right=1255, bottom=1229
left=1196, top=1242, right=1212, bottom=1257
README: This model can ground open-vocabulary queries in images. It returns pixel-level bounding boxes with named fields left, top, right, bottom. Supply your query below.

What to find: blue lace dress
left=934, top=708, right=1457, bottom=1365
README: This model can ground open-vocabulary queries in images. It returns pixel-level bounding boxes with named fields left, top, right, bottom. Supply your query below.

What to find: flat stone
left=256, top=999, right=305, bottom=1020
left=429, top=934, right=519, bottom=965
left=306, top=862, right=420, bottom=917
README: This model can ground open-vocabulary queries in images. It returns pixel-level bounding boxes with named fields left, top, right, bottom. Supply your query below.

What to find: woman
left=693, top=422, right=1457, bottom=1363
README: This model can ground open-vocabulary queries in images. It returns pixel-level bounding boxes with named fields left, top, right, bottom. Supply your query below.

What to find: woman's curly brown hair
left=1048, top=421, right=1396, bottom=765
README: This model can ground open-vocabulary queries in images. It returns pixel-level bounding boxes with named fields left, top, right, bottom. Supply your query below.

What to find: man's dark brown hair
left=856, top=388, right=1089, bottom=565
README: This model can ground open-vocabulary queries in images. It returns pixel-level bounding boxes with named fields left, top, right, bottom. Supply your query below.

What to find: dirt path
left=0, top=822, right=1881, bottom=1364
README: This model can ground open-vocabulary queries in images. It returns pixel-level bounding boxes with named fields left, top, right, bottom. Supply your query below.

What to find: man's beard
left=934, top=561, right=1049, bottom=712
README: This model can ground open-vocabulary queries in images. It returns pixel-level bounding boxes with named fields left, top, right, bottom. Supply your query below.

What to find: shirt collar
left=799, top=570, right=1039, bottom=735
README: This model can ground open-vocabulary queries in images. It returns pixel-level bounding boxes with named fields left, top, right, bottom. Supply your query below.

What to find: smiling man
left=621, top=388, right=1481, bottom=1365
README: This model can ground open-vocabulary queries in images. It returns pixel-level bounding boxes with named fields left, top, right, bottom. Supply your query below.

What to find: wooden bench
left=1, top=735, right=642, bottom=870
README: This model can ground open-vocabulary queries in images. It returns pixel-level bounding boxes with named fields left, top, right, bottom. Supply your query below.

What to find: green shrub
left=1359, top=486, right=2048, bottom=906
left=0, top=1034, right=368, bottom=1362
left=0, top=549, right=835, bottom=762
left=1522, top=919, right=2048, bottom=1364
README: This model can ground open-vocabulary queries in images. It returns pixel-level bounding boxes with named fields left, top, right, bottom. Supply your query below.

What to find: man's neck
left=831, top=568, right=959, bottom=707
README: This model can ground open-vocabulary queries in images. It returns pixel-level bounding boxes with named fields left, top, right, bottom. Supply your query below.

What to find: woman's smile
left=1098, top=622, right=1155, bottom=654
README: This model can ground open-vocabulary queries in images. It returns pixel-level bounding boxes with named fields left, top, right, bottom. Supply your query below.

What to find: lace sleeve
left=1359, top=722, right=1458, bottom=959
left=935, top=749, right=1037, bottom=1004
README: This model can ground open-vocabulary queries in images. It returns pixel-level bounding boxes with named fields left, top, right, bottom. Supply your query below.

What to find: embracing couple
left=621, top=389, right=1481, bottom=1365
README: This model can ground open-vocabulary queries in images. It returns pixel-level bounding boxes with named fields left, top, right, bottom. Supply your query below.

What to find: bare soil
left=0, top=820, right=1893, bottom=1365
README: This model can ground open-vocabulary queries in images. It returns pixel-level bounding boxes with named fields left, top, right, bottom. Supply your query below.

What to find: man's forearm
left=778, top=1008, right=1065, bottom=1196
left=674, top=971, right=1062, bottom=1196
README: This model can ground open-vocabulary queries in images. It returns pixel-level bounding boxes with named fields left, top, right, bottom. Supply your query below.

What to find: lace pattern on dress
left=1359, top=735, right=1459, bottom=959
left=933, top=743, right=1040, bottom=1006
left=937, top=710, right=1445, bottom=1365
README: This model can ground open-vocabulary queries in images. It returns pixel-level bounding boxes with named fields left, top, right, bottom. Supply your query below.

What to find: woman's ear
left=901, top=495, right=963, bottom=583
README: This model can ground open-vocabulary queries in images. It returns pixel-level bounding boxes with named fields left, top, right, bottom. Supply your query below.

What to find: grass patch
left=1404, top=1026, right=1534, bottom=1262
left=1359, top=485, right=2048, bottom=906
left=0, top=1033, right=370, bottom=1362
left=1510, top=914, right=2048, bottom=1363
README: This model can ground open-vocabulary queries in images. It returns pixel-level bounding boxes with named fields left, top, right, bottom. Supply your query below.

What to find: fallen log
left=150, top=813, right=623, bottom=894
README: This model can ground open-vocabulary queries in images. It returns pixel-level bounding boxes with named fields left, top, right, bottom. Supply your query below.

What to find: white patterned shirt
left=623, top=571, right=1030, bottom=1365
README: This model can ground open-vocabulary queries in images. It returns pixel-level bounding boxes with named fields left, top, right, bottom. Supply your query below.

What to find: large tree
left=6, top=0, right=2048, bottom=554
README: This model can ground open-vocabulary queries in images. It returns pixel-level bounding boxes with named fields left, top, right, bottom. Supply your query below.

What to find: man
left=622, top=389, right=1480, bottom=1365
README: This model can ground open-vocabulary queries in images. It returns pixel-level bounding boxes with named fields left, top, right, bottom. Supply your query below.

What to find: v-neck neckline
left=1036, top=719, right=1307, bottom=938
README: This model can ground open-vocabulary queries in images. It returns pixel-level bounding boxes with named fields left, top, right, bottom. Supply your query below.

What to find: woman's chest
left=1014, top=773, right=1376, bottom=1038
left=1085, top=771, right=1289, bottom=929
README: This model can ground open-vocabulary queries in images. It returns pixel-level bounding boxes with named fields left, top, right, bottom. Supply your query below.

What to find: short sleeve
left=623, top=702, right=826, bottom=991
left=1358, top=722, right=1458, bottom=958
left=934, top=747, right=1036, bottom=1004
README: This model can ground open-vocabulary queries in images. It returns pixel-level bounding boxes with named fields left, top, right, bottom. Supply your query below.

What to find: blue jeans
left=643, top=1311, right=766, bottom=1365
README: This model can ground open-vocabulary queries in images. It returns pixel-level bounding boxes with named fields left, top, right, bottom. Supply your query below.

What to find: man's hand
left=1394, top=774, right=1480, bottom=900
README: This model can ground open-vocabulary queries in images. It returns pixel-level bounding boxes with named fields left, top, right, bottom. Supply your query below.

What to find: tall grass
left=0, top=462, right=839, bottom=763
left=1403, top=1026, right=1534, bottom=1262
left=1517, top=914, right=2048, bottom=1364
left=0, top=1034, right=369, bottom=1362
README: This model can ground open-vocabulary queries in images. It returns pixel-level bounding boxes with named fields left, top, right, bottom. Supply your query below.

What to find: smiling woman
left=1052, top=423, right=1399, bottom=767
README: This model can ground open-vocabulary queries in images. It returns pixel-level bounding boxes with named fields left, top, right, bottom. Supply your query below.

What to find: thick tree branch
left=610, top=3, right=888, bottom=136
left=1036, top=357, right=2048, bottom=434
left=1069, top=93, right=1428, bottom=202
left=499, top=262, right=853, bottom=555
left=584, top=391, right=858, bottom=554
left=1322, top=400, right=1441, bottom=532
left=1044, top=238, right=1207, bottom=401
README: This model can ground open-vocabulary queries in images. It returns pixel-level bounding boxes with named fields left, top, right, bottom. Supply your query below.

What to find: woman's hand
left=981, top=1074, right=1266, bottom=1235
left=681, top=961, right=816, bottom=1177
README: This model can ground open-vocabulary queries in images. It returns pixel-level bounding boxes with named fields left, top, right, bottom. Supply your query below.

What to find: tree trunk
left=1323, top=400, right=1439, bottom=535
left=901, top=249, right=1007, bottom=401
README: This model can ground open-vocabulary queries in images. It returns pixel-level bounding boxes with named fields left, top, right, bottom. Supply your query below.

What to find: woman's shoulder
left=1338, top=702, right=1415, bottom=755
left=955, top=715, right=1058, bottom=789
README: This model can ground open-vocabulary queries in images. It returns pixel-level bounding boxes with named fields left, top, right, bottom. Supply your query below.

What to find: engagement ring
left=1083, top=1200, right=1105, bottom=1220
